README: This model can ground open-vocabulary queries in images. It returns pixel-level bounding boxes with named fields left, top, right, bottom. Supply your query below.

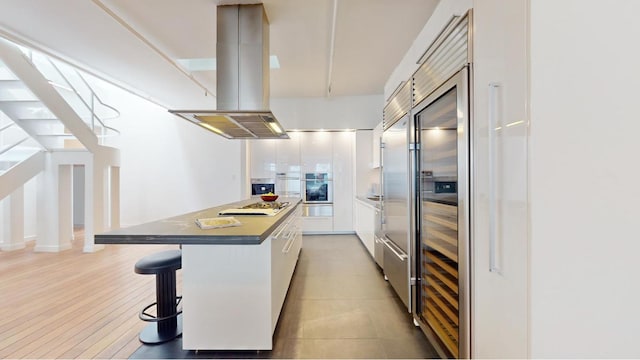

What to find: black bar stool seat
left=134, top=249, right=182, bottom=344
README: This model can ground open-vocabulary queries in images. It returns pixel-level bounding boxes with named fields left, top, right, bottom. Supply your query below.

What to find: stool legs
left=139, top=270, right=182, bottom=344
left=156, top=271, right=177, bottom=335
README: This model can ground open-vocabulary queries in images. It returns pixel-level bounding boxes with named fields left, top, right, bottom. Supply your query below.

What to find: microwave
left=251, top=179, right=275, bottom=196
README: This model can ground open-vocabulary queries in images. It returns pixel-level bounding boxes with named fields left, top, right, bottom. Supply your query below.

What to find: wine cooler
left=411, top=68, right=470, bottom=358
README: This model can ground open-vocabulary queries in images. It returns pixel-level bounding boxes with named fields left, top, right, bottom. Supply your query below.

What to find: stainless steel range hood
left=169, top=4, right=288, bottom=139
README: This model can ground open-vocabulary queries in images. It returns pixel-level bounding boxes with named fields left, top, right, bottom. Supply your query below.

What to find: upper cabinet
left=275, top=131, right=301, bottom=174
left=300, top=132, right=333, bottom=174
left=372, top=122, right=383, bottom=168
left=249, top=139, right=276, bottom=179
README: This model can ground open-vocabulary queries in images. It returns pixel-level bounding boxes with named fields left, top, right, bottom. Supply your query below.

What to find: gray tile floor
left=130, top=235, right=438, bottom=359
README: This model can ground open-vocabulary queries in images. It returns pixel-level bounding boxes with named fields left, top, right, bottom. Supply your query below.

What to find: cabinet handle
left=382, top=237, right=408, bottom=261
left=488, top=82, right=502, bottom=274
left=282, top=234, right=297, bottom=253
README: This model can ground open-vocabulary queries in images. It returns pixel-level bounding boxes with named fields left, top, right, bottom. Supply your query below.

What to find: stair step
left=0, top=79, right=38, bottom=101
left=0, top=100, right=55, bottom=119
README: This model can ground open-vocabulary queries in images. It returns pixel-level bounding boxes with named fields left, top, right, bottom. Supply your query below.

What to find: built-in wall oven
left=303, top=173, right=332, bottom=203
left=302, top=173, right=333, bottom=217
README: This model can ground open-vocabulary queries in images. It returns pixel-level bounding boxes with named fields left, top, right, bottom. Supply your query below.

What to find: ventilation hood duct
left=169, top=4, right=288, bottom=139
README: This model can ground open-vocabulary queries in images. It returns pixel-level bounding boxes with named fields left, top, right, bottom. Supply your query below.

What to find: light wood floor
left=0, top=231, right=179, bottom=359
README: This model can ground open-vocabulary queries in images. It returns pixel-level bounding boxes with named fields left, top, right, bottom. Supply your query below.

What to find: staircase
left=0, top=37, right=121, bottom=253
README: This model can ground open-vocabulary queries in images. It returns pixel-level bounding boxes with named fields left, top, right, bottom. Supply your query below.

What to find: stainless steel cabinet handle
left=488, top=82, right=502, bottom=274
left=282, top=234, right=297, bottom=253
left=382, top=237, right=408, bottom=260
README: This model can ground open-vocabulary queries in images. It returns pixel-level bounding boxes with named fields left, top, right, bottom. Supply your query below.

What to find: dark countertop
left=95, top=198, right=302, bottom=245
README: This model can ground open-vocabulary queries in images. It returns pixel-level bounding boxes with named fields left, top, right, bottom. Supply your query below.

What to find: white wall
left=384, top=0, right=472, bottom=100
left=529, top=1, right=640, bottom=357
left=94, top=80, right=244, bottom=227
left=271, top=95, right=382, bottom=130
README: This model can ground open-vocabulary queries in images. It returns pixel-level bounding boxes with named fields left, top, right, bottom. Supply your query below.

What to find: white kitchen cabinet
left=299, top=131, right=332, bottom=174
left=275, top=131, right=301, bottom=174
left=270, top=206, right=302, bottom=330
left=249, top=139, right=276, bottom=179
left=332, top=131, right=354, bottom=232
left=182, top=204, right=302, bottom=350
left=301, top=215, right=333, bottom=233
left=354, top=198, right=375, bottom=257
left=372, top=122, right=383, bottom=168
left=472, top=1, right=528, bottom=358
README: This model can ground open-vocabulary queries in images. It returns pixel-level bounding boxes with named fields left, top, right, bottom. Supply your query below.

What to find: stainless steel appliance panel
left=373, top=207, right=384, bottom=268
left=382, top=114, right=411, bottom=310
left=302, top=204, right=333, bottom=217
left=382, top=237, right=409, bottom=306
left=382, top=117, right=410, bottom=254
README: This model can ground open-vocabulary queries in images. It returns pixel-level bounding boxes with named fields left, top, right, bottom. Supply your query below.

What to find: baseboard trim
left=34, top=243, right=72, bottom=252
left=1, top=242, right=26, bottom=251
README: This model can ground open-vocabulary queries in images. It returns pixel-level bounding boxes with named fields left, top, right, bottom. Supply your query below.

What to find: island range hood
left=169, top=4, right=288, bottom=139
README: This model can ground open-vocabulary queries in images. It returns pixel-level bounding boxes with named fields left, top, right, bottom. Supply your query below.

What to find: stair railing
left=45, top=58, right=120, bottom=142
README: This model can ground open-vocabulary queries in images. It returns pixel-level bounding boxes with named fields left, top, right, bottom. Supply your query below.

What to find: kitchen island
left=95, top=198, right=302, bottom=350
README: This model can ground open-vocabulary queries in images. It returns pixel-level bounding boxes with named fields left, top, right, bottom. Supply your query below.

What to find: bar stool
left=134, top=249, right=182, bottom=344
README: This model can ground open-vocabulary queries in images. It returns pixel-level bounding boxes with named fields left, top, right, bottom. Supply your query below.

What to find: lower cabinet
left=270, top=206, right=302, bottom=330
left=182, top=205, right=302, bottom=350
left=354, top=198, right=376, bottom=258
left=301, top=216, right=333, bottom=233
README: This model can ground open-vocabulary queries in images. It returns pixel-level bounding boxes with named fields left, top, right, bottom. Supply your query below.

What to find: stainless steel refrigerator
left=381, top=114, right=411, bottom=310
left=410, top=68, right=470, bottom=358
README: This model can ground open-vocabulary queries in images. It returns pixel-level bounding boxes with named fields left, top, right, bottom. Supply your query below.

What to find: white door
left=472, top=0, right=529, bottom=357
left=332, top=131, right=354, bottom=231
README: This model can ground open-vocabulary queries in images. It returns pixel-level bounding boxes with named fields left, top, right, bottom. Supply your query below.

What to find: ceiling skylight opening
left=177, top=55, right=280, bottom=72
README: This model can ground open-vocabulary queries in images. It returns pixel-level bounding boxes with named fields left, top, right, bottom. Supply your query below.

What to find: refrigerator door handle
left=488, top=82, right=503, bottom=274
left=382, top=237, right=408, bottom=260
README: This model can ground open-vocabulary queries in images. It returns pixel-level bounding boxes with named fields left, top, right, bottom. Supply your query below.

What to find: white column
left=35, top=154, right=73, bottom=252
left=35, top=153, right=60, bottom=252
left=1, top=187, right=26, bottom=251
left=58, top=164, right=73, bottom=249
left=110, top=166, right=120, bottom=230
left=82, top=158, right=103, bottom=252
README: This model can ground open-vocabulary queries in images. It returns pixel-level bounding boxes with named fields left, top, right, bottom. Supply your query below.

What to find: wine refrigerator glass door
left=414, top=69, right=470, bottom=358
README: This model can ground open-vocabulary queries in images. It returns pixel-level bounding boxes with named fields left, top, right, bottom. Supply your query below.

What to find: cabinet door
left=332, top=131, right=354, bottom=231
left=472, top=0, right=528, bottom=358
left=250, top=140, right=276, bottom=179
left=354, top=200, right=375, bottom=257
left=276, top=131, right=301, bottom=174
left=300, top=131, right=332, bottom=174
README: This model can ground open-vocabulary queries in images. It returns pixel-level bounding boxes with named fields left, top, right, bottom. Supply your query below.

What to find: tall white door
left=472, top=0, right=529, bottom=358
left=332, top=131, right=354, bottom=231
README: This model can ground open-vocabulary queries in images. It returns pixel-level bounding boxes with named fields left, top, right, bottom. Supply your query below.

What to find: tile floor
left=130, top=234, right=438, bottom=359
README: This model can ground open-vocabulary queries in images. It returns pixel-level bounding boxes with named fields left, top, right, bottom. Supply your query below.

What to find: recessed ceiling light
left=177, top=55, right=280, bottom=72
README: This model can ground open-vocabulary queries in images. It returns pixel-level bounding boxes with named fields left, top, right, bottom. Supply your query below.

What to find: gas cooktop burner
left=242, top=201, right=290, bottom=210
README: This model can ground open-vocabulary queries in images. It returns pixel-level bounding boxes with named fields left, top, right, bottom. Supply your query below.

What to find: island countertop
left=95, top=197, right=302, bottom=245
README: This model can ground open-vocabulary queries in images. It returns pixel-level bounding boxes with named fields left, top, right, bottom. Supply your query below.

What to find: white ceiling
left=0, top=0, right=439, bottom=109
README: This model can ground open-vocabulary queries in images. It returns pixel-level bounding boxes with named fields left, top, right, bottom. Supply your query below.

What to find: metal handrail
left=46, top=58, right=120, bottom=140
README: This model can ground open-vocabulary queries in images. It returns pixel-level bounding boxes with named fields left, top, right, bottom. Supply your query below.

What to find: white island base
left=181, top=209, right=301, bottom=350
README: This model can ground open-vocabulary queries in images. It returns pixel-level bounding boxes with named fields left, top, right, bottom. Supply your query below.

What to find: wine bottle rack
left=421, top=199, right=459, bottom=358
